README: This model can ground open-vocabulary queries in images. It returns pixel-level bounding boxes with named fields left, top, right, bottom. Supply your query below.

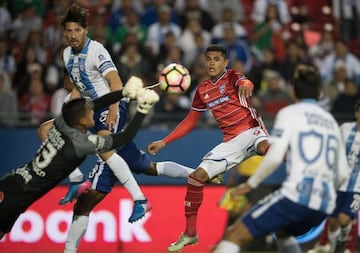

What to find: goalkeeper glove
left=122, top=76, right=144, bottom=99
left=137, top=89, right=159, bottom=114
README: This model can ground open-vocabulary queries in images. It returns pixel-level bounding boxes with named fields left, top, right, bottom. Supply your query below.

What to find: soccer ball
left=159, top=63, right=191, bottom=94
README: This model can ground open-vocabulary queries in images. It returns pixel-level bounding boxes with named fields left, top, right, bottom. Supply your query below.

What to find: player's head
left=292, top=64, right=321, bottom=101
left=62, top=98, right=95, bottom=130
left=204, top=45, right=229, bottom=80
left=61, top=4, right=89, bottom=52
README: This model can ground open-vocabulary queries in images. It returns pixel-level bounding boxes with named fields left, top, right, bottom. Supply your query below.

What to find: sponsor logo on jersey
left=219, top=85, right=225, bottom=94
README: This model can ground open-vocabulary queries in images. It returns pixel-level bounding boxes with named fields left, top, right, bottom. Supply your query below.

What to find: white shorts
left=199, top=126, right=268, bottom=179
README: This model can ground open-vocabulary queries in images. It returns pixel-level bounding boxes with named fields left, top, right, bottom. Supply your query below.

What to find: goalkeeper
left=0, top=86, right=159, bottom=240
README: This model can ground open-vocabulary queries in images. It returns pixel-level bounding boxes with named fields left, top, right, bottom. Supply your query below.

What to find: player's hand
left=136, top=89, right=159, bottom=114
left=238, top=85, right=252, bottom=98
left=230, top=183, right=252, bottom=199
left=147, top=140, right=166, bottom=155
left=122, top=76, right=144, bottom=99
left=106, top=104, right=119, bottom=130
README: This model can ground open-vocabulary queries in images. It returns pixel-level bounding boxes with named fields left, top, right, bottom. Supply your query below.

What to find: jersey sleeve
left=92, top=42, right=117, bottom=77
left=247, top=109, right=290, bottom=188
left=163, top=109, right=202, bottom=144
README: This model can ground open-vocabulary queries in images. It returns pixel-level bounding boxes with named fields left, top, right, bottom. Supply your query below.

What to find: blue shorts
left=331, top=191, right=360, bottom=219
left=241, top=190, right=327, bottom=239
left=87, top=141, right=152, bottom=193
left=88, top=100, right=129, bottom=133
left=87, top=100, right=151, bottom=193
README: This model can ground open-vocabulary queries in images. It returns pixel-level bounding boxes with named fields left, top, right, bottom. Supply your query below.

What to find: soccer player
left=0, top=86, right=159, bottom=240
left=147, top=44, right=270, bottom=252
left=308, top=101, right=360, bottom=253
left=213, top=64, right=350, bottom=253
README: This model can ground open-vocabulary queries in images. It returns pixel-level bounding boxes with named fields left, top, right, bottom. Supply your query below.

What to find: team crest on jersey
left=219, top=85, right=226, bottom=94
left=79, top=62, right=85, bottom=71
left=0, top=191, right=4, bottom=203
left=299, top=131, right=323, bottom=163
left=98, top=54, right=105, bottom=61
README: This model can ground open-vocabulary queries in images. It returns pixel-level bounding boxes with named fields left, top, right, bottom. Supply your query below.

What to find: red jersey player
left=147, top=44, right=270, bottom=252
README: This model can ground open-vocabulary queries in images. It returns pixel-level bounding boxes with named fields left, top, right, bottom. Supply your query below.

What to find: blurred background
left=0, top=0, right=360, bottom=252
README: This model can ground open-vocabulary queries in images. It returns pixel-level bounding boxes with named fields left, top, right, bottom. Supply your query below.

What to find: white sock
left=276, top=236, right=302, bottom=253
left=68, top=168, right=83, bottom=183
left=339, top=223, right=352, bottom=242
left=106, top=153, right=145, bottom=201
left=328, top=228, right=340, bottom=253
left=214, top=240, right=240, bottom=253
left=156, top=161, right=194, bottom=178
left=64, top=215, right=89, bottom=253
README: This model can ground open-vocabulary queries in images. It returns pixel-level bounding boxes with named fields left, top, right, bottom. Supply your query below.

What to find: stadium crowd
left=0, top=0, right=360, bottom=128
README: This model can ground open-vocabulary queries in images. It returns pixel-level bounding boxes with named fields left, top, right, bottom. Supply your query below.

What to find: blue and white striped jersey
left=339, top=122, right=360, bottom=193
left=271, top=100, right=349, bottom=214
left=63, top=37, right=117, bottom=99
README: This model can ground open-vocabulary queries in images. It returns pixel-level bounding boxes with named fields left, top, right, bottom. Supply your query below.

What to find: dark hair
left=60, top=4, right=89, bottom=29
left=292, top=64, right=321, bottom=100
left=205, top=44, right=227, bottom=58
left=62, top=98, right=87, bottom=127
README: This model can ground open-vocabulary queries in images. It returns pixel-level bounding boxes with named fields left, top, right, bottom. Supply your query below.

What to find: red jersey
left=163, top=69, right=266, bottom=144
left=192, top=70, right=264, bottom=142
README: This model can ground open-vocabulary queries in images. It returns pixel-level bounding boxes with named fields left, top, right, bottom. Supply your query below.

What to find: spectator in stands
left=178, top=17, right=211, bottom=67
left=25, top=29, right=49, bottom=65
left=0, top=3, right=12, bottom=35
left=219, top=25, right=253, bottom=73
left=248, top=48, right=282, bottom=94
left=320, top=59, right=349, bottom=111
left=308, top=29, right=335, bottom=70
left=0, top=71, right=18, bottom=127
left=145, top=5, right=182, bottom=57
left=88, top=12, right=113, bottom=54
left=112, top=8, right=147, bottom=52
left=107, top=0, right=136, bottom=32
left=176, top=0, right=215, bottom=31
left=141, top=0, right=179, bottom=28
left=331, top=78, right=360, bottom=123
left=0, top=37, right=16, bottom=82
left=252, top=3, right=287, bottom=63
left=11, top=3, right=43, bottom=43
left=211, top=7, right=248, bottom=44
left=13, top=46, right=43, bottom=98
left=207, top=0, right=244, bottom=24
left=115, top=43, right=152, bottom=84
left=279, top=39, right=309, bottom=84
left=251, top=0, right=291, bottom=26
left=332, top=0, right=360, bottom=42
left=43, top=6, right=64, bottom=60
left=321, top=39, right=360, bottom=85
left=251, top=70, right=293, bottom=126
left=19, top=72, right=51, bottom=125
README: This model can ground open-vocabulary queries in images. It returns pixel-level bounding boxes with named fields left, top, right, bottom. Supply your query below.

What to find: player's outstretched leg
left=128, top=199, right=152, bottom=223
left=59, top=180, right=92, bottom=205
left=168, top=233, right=199, bottom=252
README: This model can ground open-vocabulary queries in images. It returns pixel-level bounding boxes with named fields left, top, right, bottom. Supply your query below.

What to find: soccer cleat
left=168, top=233, right=199, bottom=252
left=58, top=180, right=92, bottom=205
left=209, top=172, right=225, bottom=184
left=128, top=199, right=152, bottom=223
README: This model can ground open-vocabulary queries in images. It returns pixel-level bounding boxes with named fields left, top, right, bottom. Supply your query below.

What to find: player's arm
left=236, top=76, right=254, bottom=97
left=104, top=70, right=122, bottom=130
left=147, top=110, right=201, bottom=155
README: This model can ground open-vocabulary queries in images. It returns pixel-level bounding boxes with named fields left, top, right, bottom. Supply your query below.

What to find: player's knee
left=189, top=167, right=210, bottom=183
left=257, top=140, right=270, bottom=155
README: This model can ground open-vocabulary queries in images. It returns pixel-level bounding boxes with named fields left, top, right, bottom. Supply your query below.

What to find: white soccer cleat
left=168, top=233, right=199, bottom=252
